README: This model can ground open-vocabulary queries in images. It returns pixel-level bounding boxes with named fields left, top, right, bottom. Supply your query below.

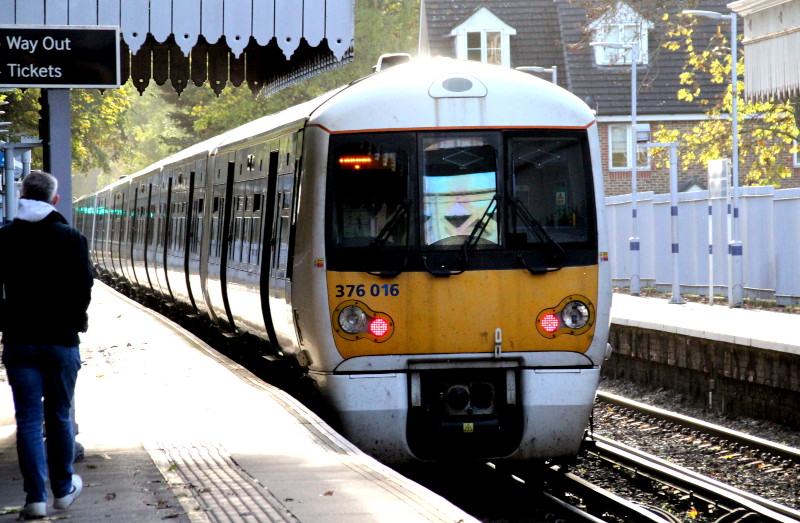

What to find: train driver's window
left=508, top=135, right=591, bottom=246
left=421, top=135, right=498, bottom=248
left=329, top=134, right=412, bottom=248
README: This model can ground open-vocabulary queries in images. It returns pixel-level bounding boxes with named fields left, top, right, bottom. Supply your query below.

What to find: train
left=74, top=57, right=613, bottom=464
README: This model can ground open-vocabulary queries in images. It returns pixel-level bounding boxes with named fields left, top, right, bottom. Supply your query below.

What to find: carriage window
left=421, top=135, right=498, bottom=247
left=329, top=134, right=413, bottom=247
left=508, top=135, right=591, bottom=245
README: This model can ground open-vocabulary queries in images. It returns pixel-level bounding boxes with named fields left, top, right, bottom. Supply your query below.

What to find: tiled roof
left=422, top=0, right=734, bottom=117
left=424, top=0, right=565, bottom=83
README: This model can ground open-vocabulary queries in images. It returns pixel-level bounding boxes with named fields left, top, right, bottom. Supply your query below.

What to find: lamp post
left=591, top=40, right=641, bottom=295
left=515, top=65, right=557, bottom=84
left=682, top=9, right=743, bottom=307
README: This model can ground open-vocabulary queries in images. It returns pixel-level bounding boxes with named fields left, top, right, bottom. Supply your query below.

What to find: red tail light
left=369, top=317, right=390, bottom=337
left=540, top=313, right=560, bottom=333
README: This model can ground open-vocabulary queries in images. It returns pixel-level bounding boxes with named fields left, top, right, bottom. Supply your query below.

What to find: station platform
left=611, top=293, right=800, bottom=356
left=0, top=283, right=478, bottom=522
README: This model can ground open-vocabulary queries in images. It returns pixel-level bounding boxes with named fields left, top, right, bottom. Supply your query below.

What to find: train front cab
left=316, top=125, right=610, bottom=463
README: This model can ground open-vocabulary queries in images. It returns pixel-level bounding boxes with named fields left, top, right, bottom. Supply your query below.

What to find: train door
left=119, top=183, right=135, bottom=286
left=159, top=175, right=176, bottom=303
left=114, top=190, right=126, bottom=281
left=94, top=194, right=106, bottom=270
left=149, top=174, right=169, bottom=298
left=183, top=169, right=200, bottom=315
left=91, top=194, right=100, bottom=265
left=207, top=159, right=237, bottom=331
left=83, top=194, right=99, bottom=265
left=267, top=143, right=299, bottom=350
left=109, top=191, right=123, bottom=279
left=222, top=146, right=270, bottom=338
left=259, top=151, right=281, bottom=349
left=131, top=183, right=144, bottom=288
left=99, top=193, right=113, bottom=274
left=142, top=181, right=156, bottom=293
left=189, top=165, right=208, bottom=317
left=218, top=162, right=237, bottom=330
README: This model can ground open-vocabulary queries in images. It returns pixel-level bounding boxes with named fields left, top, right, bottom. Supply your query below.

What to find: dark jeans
left=2, top=344, right=80, bottom=503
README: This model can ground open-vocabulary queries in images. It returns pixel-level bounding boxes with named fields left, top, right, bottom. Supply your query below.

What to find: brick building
left=419, top=0, right=800, bottom=197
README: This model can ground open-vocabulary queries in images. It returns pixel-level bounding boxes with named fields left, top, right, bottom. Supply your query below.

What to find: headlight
left=536, top=295, right=595, bottom=338
left=561, top=301, right=589, bottom=329
left=339, top=305, right=367, bottom=334
left=332, top=300, right=395, bottom=342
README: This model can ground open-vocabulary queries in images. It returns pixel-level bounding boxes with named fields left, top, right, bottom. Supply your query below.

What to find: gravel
left=594, top=377, right=800, bottom=512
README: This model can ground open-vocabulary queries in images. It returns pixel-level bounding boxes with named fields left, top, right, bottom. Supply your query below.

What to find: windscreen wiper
left=422, top=193, right=498, bottom=277
left=508, top=196, right=566, bottom=274
left=463, top=193, right=499, bottom=257
left=362, top=199, right=410, bottom=277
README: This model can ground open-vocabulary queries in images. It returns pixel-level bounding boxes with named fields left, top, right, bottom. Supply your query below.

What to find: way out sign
left=0, top=25, right=120, bottom=89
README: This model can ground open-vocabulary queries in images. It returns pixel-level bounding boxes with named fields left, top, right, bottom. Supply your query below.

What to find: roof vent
left=429, top=74, right=487, bottom=98
left=374, top=53, right=412, bottom=72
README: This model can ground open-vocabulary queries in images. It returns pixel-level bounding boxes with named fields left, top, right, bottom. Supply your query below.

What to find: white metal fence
left=605, top=186, right=800, bottom=305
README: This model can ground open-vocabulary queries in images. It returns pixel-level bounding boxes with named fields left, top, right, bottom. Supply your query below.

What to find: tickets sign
left=0, top=25, right=120, bottom=89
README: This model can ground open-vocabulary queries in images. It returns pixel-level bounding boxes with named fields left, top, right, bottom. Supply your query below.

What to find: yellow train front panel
left=327, top=265, right=598, bottom=359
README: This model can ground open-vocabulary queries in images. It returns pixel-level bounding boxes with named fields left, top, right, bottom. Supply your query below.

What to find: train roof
left=309, top=57, right=596, bottom=133
left=77, top=58, right=596, bottom=203
left=213, top=87, right=345, bottom=153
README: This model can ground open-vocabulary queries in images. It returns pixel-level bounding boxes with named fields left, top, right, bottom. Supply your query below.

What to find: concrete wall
left=604, top=324, right=800, bottom=428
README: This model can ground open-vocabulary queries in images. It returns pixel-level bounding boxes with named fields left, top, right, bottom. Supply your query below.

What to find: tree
left=653, top=12, right=800, bottom=186
left=162, top=0, right=420, bottom=149
left=71, top=86, right=133, bottom=174
left=1, top=87, right=132, bottom=190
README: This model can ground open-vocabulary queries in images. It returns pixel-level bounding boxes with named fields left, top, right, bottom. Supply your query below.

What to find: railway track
left=580, top=436, right=800, bottom=522
left=462, top=442, right=800, bottom=522
left=457, top=392, right=800, bottom=521
left=595, top=391, right=800, bottom=466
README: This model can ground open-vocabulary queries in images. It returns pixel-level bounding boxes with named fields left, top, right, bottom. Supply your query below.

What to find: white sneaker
left=18, top=501, right=46, bottom=520
left=53, top=474, right=82, bottom=510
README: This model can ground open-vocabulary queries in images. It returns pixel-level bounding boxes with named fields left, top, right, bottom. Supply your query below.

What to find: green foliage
left=1, top=89, right=40, bottom=139
left=71, top=86, right=133, bottom=173
left=655, top=13, right=800, bottom=186
left=156, top=0, right=419, bottom=154
left=1, top=86, right=131, bottom=177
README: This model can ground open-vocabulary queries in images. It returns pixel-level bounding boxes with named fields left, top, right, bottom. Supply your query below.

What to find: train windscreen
left=326, top=130, right=596, bottom=272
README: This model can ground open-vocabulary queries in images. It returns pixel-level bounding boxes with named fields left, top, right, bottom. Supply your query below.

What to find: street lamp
left=682, top=9, right=743, bottom=307
left=591, top=40, right=641, bottom=295
left=515, top=65, right=557, bottom=84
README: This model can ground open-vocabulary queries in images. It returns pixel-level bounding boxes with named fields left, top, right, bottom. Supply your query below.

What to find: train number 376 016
left=335, top=284, right=400, bottom=298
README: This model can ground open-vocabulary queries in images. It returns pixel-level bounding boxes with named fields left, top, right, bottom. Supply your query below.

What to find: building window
left=466, top=31, right=503, bottom=64
left=589, top=2, right=652, bottom=66
left=450, top=7, right=516, bottom=68
left=609, top=124, right=649, bottom=170
left=794, top=141, right=800, bottom=168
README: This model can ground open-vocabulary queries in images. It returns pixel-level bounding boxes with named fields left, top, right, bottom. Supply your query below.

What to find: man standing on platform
left=0, top=170, right=93, bottom=519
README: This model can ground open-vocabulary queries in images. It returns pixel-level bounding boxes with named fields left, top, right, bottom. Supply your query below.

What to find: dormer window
left=589, top=2, right=652, bottom=66
left=450, top=7, right=516, bottom=67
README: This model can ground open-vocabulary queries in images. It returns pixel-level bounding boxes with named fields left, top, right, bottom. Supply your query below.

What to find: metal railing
left=605, top=185, right=800, bottom=305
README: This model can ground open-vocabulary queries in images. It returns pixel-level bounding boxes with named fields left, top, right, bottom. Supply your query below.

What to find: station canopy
left=0, top=0, right=354, bottom=95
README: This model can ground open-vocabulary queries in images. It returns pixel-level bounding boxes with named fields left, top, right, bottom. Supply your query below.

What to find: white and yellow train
left=75, top=58, right=612, bottom=463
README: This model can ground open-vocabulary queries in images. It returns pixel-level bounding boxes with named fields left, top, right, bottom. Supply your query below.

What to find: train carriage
left=75, top=58, right=612, bottom=464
